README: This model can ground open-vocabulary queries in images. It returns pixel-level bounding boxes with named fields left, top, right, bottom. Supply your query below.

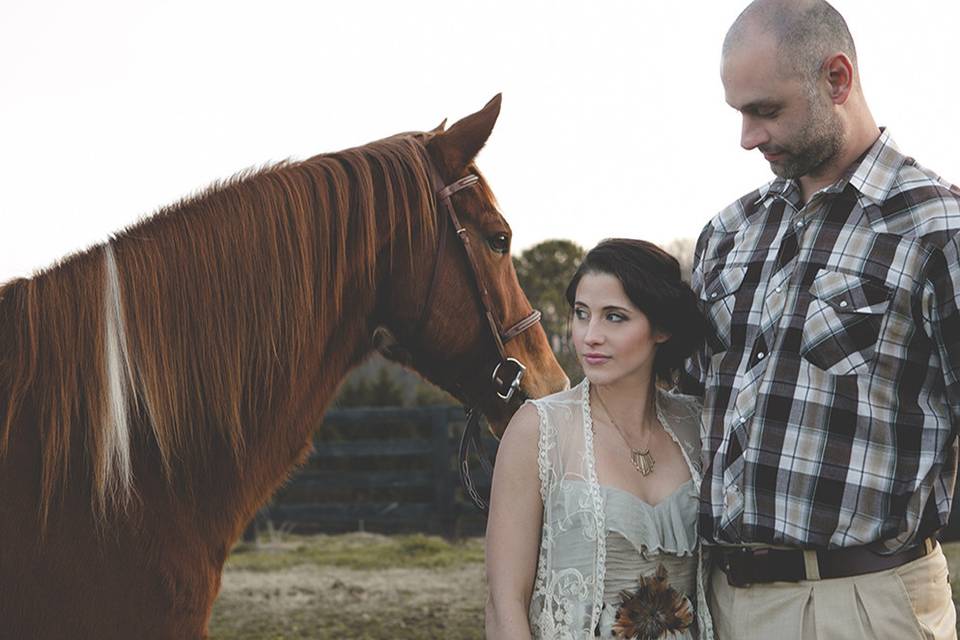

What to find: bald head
left=724, top=0, right=857, bottom=85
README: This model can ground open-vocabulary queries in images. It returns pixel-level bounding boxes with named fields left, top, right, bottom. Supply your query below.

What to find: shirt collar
left=753, top=128, right=904, bottom=208
left=845, top=128, right=905, bottom=204
left=755, top=176, right=796, bottom=207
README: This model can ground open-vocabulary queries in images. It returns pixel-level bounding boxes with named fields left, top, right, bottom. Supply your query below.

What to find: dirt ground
left=208, top=534, right=486, bottom=640
left=209, top=533, right=960, bottom=640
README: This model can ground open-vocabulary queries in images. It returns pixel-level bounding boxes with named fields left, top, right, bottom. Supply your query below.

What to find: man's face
left=721, top=35, right=843, bottom=180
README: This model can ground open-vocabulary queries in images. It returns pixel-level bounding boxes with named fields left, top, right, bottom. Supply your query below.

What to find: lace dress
left=526, top=378, right=713, bottom=639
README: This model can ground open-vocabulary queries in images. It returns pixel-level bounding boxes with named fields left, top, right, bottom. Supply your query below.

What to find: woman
left=485, top=238, right=711, bottom=639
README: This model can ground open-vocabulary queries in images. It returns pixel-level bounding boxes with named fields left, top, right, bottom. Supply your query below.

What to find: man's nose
left=740, top=116, right=768, bottom=150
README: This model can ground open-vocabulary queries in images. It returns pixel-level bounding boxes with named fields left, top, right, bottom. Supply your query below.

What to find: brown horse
left=0, top=95, right=567, bottom=639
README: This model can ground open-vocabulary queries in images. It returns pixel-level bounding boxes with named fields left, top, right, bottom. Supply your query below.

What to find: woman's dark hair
left=564, top=238, right=705, bottom=386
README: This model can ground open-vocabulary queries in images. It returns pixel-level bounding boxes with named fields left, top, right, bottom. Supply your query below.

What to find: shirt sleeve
left=925, top=228, right=960, bottom=429
left=679, top=222, right=714, bottom=397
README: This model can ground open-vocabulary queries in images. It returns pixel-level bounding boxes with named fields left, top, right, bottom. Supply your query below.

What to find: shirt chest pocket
left=800, top=268, right=892, bottom=376
left=700, top=265, right=748, bottom=353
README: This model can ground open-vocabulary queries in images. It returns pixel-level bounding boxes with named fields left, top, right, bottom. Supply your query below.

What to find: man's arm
left=926, top=228, right=960, bottom=429
left=679, top=222, right=714, bottom=398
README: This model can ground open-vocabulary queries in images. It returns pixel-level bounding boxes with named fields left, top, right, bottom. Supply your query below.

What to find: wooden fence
left=245, top=404, right=960, bottom=542
left=246, top=406, right=496, bottom=539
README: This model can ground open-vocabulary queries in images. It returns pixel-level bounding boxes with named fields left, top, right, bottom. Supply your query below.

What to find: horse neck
left=1, top=137, right=436, bottom=551
left=109, top=166, right=397, bottom=537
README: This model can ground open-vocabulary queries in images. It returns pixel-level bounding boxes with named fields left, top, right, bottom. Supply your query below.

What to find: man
left=685, top=1, right=960, bottom=638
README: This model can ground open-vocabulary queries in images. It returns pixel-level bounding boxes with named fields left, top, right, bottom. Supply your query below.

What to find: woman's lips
left=583, top=354, right=611, bottom=366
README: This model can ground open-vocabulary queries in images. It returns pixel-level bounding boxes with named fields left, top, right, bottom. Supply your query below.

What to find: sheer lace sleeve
left=526, top=383, right=605, bottom=638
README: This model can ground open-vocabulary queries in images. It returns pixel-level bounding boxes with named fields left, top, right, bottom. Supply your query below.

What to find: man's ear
left=427, top=94, right=502, bottom=176
left=823, top=52, right=854, bottom=105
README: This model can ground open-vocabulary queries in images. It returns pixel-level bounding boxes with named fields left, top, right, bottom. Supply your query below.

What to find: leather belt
left=715, top=538, right=936, bottom=587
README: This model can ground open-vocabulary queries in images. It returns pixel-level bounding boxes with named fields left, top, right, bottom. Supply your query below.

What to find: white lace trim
left=656, top=389, right=702, bottom=492
left=533, top=400, right=550, bottom=504
left=580, top=379, right=607, bottom=634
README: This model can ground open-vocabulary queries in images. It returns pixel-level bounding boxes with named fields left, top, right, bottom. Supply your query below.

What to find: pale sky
left=2, top=1, right=959, bottom=283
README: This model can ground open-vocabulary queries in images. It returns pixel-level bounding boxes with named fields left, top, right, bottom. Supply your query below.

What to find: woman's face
left=571, top=271, right=669, bottom=388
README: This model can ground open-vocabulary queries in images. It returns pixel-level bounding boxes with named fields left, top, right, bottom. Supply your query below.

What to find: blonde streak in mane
left=100, top=243, right=136, bottom=512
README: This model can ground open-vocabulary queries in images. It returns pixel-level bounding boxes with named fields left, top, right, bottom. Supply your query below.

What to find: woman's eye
left=574, top=308, right=588, bottom=320
left=607, top=313, right=625, bottom=322
left=488, top=233, right=510, bottom=254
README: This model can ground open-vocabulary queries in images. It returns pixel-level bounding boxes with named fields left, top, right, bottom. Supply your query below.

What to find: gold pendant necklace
left=593, top=387, right=656, bottom=477
left=630, top=449, right=656, bottom=476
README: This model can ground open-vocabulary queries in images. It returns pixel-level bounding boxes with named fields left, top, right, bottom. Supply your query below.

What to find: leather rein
left=415, top=163, right=542, bottom=513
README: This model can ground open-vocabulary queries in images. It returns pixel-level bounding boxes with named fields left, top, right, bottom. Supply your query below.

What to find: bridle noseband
left=412, top=163, right=542, bottom=512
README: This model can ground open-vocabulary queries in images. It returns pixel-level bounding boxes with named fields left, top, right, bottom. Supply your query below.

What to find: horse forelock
left=1, top=133, right=440, bottom=524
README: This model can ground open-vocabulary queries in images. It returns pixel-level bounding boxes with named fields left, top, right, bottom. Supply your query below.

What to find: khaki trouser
left=709, top=542, right=957, bottom=640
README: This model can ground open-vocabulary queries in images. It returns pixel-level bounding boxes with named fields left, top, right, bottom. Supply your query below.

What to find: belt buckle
left=724, top=548, right=754, bottom=588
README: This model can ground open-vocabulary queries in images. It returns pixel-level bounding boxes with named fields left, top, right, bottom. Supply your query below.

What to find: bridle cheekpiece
left=412, top=159, right=542, bottom=512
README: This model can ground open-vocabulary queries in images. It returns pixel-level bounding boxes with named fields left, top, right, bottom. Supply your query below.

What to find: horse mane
left=0, top=133, right=438, bottom=526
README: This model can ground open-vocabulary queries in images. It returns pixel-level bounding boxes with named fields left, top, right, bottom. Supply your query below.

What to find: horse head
left=375, top=95, right=568, bottom=436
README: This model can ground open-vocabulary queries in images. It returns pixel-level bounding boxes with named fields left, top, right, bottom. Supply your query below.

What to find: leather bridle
left=413, top=161, right=542, bottom=512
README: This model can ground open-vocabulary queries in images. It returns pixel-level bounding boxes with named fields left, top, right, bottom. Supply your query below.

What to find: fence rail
left=246, top=404, right=960, bottom=543
left=247, top=405, right=494, bottom=538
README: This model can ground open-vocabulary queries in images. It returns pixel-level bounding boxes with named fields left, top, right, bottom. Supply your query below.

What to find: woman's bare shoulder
left=498, top=402, right=542, bottom=451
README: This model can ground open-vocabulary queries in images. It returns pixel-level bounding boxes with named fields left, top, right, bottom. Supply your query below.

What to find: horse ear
left=430, top=119, right=447, bottom=133
left=429, top=94, right=502, bottom=174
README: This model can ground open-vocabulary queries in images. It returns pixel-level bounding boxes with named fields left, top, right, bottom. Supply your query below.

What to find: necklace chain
left=592, top=387, right=656, bottom=476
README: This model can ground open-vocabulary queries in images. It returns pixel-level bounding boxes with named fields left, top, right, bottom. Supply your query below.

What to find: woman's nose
left=584, top=320, right=604, bottom=345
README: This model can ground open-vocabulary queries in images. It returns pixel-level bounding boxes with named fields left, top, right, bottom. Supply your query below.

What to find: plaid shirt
left=686, top=130, right=960, bottom=551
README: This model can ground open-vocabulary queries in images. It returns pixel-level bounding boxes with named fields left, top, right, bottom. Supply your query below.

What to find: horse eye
left=488, top=233, right=510, bottom=254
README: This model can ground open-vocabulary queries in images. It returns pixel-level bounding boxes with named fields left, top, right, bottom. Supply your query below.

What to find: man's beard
left=764, top=95, right=844, bottom=180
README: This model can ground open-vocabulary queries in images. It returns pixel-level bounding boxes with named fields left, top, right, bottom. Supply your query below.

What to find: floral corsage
left=612, top=564, right=693, bottom=639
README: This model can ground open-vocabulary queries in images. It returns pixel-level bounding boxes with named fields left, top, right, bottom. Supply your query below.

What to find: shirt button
left=795, top=220, right=804, bottom=228
left=757, top=352, right=765, bottom=360
left=775, top=286, right=782, bottom=293
left=724, top=485, right=742, bottom=509
left=711, top=292, right=718, bottom=299
left=738, top=417, right=746, bottom=424
left=839, top=300, right=848, bottom=308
